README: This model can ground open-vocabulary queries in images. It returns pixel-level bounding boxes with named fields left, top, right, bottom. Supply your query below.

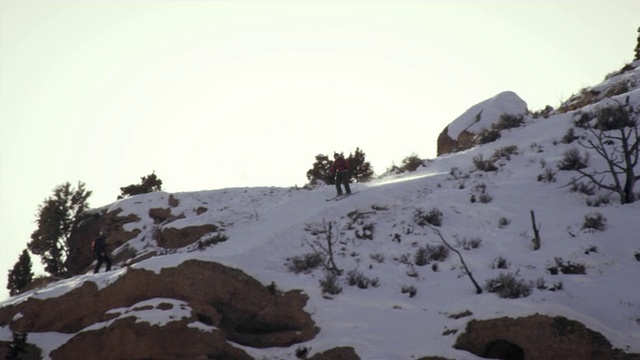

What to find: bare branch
left=428, top=225, right=483, bottom=294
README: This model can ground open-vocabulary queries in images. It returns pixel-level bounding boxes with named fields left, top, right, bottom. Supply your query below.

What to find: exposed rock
left=454, top=314, right=640, bottom=360
left=437, top=91, right=527, bottom=156
left=51, top=318, right=252, bottom=360
left=156, top=224, right=219, bottom=249
left=168, top=194, right=180, bottom=207
left=309, top=346, right=360, bottom=360
left=0, top=260, right=318, bottom=358
left=66, top=208, right=141, bottom=275
left=196, top=206, right=208, bottom=215
left=148, top=207, right=172, bottom=224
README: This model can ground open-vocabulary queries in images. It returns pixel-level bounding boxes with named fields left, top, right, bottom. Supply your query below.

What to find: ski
left=326, top=191, right=359, bottom=201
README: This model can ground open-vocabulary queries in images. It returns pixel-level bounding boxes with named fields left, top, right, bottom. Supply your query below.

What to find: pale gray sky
left=0, top=0, right=637, bottom=299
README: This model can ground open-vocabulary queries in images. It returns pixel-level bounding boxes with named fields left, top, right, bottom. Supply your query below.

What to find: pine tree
left=347, top=147, right=374, bottom=182
left=5, top=332, right=28, bottom=359
left=118, top=171, right=164, bottom=199
left=635, top=27, right=640, bottom=61
left=28, top=182, right=91, bottom=277
left=7, top=249, right=34, bottom=296
left=401, top=153, right=425, bottom=172
left=306, top=154, right=334, bottom=185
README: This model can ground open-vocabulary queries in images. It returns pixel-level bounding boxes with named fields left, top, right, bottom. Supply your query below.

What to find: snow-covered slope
left=2, top=62, right=640, bottom=360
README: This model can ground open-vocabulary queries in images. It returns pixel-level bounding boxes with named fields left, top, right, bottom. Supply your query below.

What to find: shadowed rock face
left=454, top=314, right=640, bottom=360
left=437, top=127, right=477, bottom=156
left=66, top=208, right=141, bottom=275
left=0, top=260, right=319, bottom=359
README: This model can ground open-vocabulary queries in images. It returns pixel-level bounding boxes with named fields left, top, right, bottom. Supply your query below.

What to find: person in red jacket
left=330, top=152, right=351, bottom=196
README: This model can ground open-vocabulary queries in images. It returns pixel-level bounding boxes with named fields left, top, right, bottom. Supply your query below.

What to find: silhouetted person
left=93, top=231, right=111, bottom=273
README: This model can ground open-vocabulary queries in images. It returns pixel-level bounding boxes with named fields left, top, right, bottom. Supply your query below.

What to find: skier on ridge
left=330, top=152, right=351, bottom=197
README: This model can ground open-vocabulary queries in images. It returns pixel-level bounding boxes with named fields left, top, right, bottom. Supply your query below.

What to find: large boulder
left=0, top=260, right=319, bottom=359
left=437, top=91, right=528, bottom=156
left=454, top=314, right=639, bottom=360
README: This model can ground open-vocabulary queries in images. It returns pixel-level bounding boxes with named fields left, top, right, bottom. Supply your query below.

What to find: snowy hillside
left=2, top=62, right=640, bottom=359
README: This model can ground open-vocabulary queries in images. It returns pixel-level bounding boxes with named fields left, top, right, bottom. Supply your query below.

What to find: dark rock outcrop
left=0, top=260, right=318, bottom=359
left=67, top=208, right=141, bottom=275
left=454, top=314, right=640, bottom=360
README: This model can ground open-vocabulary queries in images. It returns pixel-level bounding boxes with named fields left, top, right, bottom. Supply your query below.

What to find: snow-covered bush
left=319, top=271, right=342, bottom=295
left=414, top=244, right=449, bottom=266
left=490, top=256, right=510, bottom=270
left=582, top=212, right=607, bottom=232
left=455, top=237, right=483, bottom=250
left=491, top=145, right=519, bottom=161
left=548, top=257, right=586, bottom=275
left=557, top=148, right=589, bottom=171
left=484, top=272, right=533, bottom=299
left=346, top=270, right=380, bottom=289
left=401, top=284, right=417, bottom=298
left=413, top=208, right=443, bottom=227
left=286, top=252, right=324, bottom=274
left=537, top=167, right=556, bottom=183
left=495, top=113, right=525, bottom=131
left=472, top=154, right=498, bottom=172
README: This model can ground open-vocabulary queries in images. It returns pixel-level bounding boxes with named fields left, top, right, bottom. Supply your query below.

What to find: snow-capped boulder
left=437, top=91, right=528, bottom=155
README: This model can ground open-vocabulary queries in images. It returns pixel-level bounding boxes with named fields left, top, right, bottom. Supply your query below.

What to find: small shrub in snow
left=495, top=113, right=525, bottom=131
left=449, top=167, right=468, bottom=180
left=456, top=237, right=483, bottom=250
left=401, top=284, right=417, bottom=298
left=574, top=112, right=592, bottom=128
left=536, top=277, right=563, bottom=291
left=295, top=346, right=310, bottom=359
left=490, top=256, right=510, bottom=269
left=548, top=257, right=586, bottom=275
left=414, top=208, right=443, bottom=227
left=582, top=212, right=607, bottom=232
left=414, top=244, right=449, bottom=266
left=498, top=217, right=511, bottom=228
left=595, top=104, right=635, bottom=130
left=370, top=253, right=385, bottom=263
left=319, top=271, right=342, bottom=295
left=558, top=148, right=589, bottom=171
left=471, top=183, right=492, bottom=204
left=530, top=142, right=544, bottom=153
left=476, top=129, right=502, bottom=144
left=286, top=252, right=324, bottom=274
left=429, top=244, right=450, bottom=261
left=491, top=145, right=519, bottom=161
left=537, top=168, right=556, bottom=183
left=484, top=272, right=533, bottom=299
left=584, top=245, right=598, bottom=255
left=561, top=128, right=579, bottom=144
left=472, top=154, right=498, bottom=172
left=570, top=181, right=596, bottom=196
left=355, top=222, right=375, bottom=240
left=586, top=195, right=611, bottom=207
left=346, top=270, right=380, bottom=289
